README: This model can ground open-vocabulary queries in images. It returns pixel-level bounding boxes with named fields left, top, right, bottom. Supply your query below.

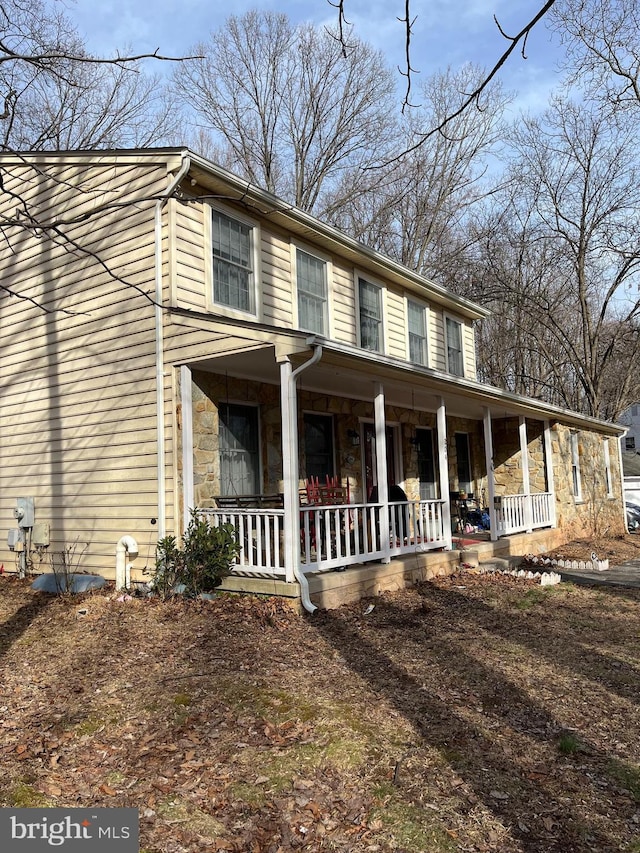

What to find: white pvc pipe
left=154, top=152, right=191, bottom=539
left=282, top=345, right=323, bottom=613
left=116, top=535, right=138, bottom=590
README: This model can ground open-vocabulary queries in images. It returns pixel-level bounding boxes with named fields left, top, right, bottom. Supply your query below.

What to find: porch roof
left=176, top=309, right=624, bottom=436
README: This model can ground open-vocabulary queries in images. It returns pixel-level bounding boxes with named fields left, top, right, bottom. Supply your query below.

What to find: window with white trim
left=571, top=432, right=582, bottom=501
left=297, top=249, right=327, bottom=335
left=211, top=209, right=255, bottom=313
left=416, top=427, right=437, bottom=499
left=358, top=277, right=383, bottom=352
left=304, top=413, right=335, bottom=480
left=218, top=403, right=260, bottom=495
left=445, top=316, right=464, bottom=376
left=603, top=438, right=613, bottom=498
left=408, top=300, right=428, bottom=366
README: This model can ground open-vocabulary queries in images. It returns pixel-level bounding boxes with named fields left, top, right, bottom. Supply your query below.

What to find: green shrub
left=152, top=512, right=239, bottom=599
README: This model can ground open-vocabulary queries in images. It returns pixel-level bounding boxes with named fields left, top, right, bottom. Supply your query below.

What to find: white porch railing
left=200, top=498, right=447, bottom=577
left=199, top=507, right=286, bottom=576
left=494, top=492, right=553, bottom=536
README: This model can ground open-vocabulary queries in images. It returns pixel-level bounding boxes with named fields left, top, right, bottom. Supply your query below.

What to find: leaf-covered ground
left=1, top=536, right=640, bottom=852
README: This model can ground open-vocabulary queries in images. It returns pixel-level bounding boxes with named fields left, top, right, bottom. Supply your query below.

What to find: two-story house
left=0, top=149, right=626, bottom=609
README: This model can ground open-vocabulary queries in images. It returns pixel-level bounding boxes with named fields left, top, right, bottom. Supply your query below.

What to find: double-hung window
left=218, top=403, right=259, bottom=495
left=297, top=249, right=327, bottom=335
left=304, top=413, right=335, bottom=480
left=408, top=300, right=428, bottom=366
left=445, top=316, right=464, bottom=377
left=358, top=278, right=382, bottom=352
left=211, top=209, right=255, bottom=313
left=571, top=432, right=582, bottom=501
left=603, top=438, right=613, bottom=498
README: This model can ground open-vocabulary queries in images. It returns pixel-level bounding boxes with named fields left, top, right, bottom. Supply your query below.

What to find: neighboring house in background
left=618, top=405, right=640, bottom=454
left=0, top=149, right=627, bottom=610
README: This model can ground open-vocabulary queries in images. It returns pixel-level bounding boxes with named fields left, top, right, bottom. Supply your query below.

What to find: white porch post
left=543, top=419, right=557, bottom=528
left=436, top=397, right=452, bottom=549
left=483, top=407, right=498, bottom=541
left=519, top=416, right=533, bottom=533
left=180, top=365, right=194, bottom=535
left=374, top=383, right=391, bottom=564
left=280, top=358, right=298, bottom=584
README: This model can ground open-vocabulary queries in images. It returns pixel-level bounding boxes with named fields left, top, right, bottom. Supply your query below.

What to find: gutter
left=154, top=152, right=191, bottom=538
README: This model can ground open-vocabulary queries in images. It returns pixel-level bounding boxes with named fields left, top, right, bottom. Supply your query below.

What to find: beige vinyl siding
left=171, top=199, right=296, bottom=326
left=430, top=310, right=447, bottom=371
left=0, top=156, right=169, bottom=577
left=261, top=231, right=294, bottom=326
left=386, top=288, right=406, bottom=359
left=331, top=260, right=357, bottom=344
left=170, top=198, right=207, bottom=311
left=463, top=321, right=477, bottom=379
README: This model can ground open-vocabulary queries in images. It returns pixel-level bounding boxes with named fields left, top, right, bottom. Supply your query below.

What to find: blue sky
left=67, top=0, right=564, bottom=114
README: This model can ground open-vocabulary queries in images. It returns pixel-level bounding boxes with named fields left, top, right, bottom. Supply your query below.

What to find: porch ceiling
left=189, top=341, right=624, bottom=434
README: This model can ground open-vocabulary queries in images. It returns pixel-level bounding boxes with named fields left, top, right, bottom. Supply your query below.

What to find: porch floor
left=217, top=527, right=568, bottom=611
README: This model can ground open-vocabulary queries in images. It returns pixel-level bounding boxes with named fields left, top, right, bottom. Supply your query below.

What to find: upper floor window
left=297, top=249, right=327, bottom=335
left=359, top=278, right=382, bottom=352
left=408, top=300, right=428, bottom=366
left=445, top=316, right=464, bottom=377
left=212, top=209, right=255, bottom=313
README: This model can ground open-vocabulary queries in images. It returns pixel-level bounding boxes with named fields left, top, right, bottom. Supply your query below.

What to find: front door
left=363, top=423, right=397, bottom=501
left=416, top=427, right=437, bottom=500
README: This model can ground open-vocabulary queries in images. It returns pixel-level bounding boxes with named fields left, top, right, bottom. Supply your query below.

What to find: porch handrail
left=300, top=498, right=448, bottom=573
left=495, top=492, right=553, bottom=537
left=199, top=498, right=449, bottom=577
left=199, top=507, right=285, bottom=576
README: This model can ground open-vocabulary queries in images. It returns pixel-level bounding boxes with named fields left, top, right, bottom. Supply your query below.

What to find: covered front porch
left=178, top=339, right=558, bottom=590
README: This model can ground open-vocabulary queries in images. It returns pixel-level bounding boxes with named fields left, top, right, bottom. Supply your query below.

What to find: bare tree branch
left=327, top=0, right=351, bottom=58
left=398, top=1, right=420, bottom=111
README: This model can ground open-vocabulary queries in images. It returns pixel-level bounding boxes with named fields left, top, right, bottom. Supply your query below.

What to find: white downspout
left=281, top=345, right=323, bottom=614
left=154, top=152, right=191, bottom=539
left=115, top=536, right=138, bottom=590
left=617, top=428, right=628, bottom=533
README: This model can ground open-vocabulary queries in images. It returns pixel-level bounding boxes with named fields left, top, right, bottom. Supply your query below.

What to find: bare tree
left=474, top=97, right=640, bottom=419
left=330, top=0, right=557, bottom=135
left=4, top=56, right=179, bottom=150
left=0, top=0, right=184, bottom=150
left=553, top=0, right=640, bottom=109
left=328, top=64, right=510, bottom=283
left=175, top=11, right=397, bottom=216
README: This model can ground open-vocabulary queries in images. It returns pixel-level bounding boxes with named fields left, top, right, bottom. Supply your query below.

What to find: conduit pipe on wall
left=154, top=152, right=191, bottom=539
left=116, top=535, right=139, bottom=590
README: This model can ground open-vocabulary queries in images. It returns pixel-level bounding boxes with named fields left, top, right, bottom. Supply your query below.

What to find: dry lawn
left=1, top=535, right=640, bottom=852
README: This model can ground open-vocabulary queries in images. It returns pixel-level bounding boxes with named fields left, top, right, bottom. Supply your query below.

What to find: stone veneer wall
left=492, top=418, right=548, bottom=497
left=185, top=372, right=624, bottom=537
left=550, top=423, right=625, bottom=537
left=187, top=374, right=493, bottom=508
left=189, top=371, right=281, bottom=507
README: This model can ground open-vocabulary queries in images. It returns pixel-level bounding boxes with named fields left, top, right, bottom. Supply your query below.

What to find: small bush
left=152, top=511, right=239, bottom=599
